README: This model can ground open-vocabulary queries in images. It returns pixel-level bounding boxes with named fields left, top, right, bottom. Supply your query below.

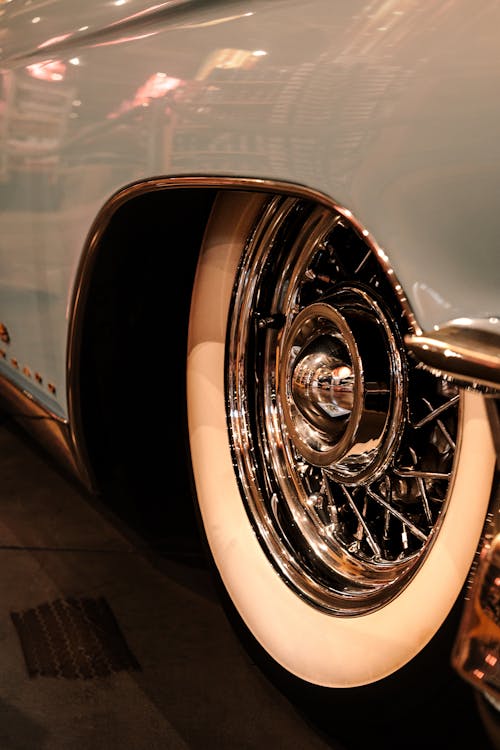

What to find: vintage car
left=1, top=0, right=499, bottom=745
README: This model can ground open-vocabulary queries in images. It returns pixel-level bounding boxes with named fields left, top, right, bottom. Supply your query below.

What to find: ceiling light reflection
left=27, top=59, right=66, bottom=82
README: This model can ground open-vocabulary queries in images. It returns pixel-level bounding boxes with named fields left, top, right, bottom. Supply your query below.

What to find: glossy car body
left=1, top=0, right=499, bottom=741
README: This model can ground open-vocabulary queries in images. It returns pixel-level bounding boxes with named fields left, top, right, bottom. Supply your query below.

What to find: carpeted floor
left=0, top=413, right=497, bottom=750
left=0, top=415, right=344, bottom=750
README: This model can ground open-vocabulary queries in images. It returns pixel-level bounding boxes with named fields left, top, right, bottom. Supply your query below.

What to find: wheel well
left=78, top=186, right=217, bottom=539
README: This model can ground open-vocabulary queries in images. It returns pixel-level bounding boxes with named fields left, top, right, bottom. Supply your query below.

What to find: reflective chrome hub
left=283, top=303, right=360, bottom=462
left=292, top=345, right=355, bottom=426
left=280, top=287, right=405, bottom=484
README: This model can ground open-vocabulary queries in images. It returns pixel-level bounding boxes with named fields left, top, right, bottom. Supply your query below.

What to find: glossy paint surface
left=0, top=0, right=499, bottom=417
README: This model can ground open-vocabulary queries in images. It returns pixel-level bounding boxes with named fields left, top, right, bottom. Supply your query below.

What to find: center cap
left=279, top=288, right=404, bottom=483
left=291, top=337, right=355, bottom=438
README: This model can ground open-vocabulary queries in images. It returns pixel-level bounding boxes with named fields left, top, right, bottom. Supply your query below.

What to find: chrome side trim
left=405, top=318, right=500, bottom=393
left=67, top=175, right=419, bottom=495
left=0, top=373, right=90, bottom=486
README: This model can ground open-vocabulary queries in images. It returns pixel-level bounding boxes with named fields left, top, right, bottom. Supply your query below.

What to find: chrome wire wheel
left=228, top=194, right=463, bottom=613
left=187, top=188, right=495, bottom=687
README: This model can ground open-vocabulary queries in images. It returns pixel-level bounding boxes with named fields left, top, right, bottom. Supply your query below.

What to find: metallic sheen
left=405, top=318, right=500, bottom=392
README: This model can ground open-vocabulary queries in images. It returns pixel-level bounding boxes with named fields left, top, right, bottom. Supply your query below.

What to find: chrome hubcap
left=280, top=288, right=404, bottom=483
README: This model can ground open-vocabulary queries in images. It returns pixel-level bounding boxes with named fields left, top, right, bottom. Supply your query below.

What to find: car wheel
left=187, top=189, right=496, bottom=742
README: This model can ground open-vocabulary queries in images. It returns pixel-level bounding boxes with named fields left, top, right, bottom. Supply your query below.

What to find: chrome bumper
left=452, top=398, right=500, bottom=710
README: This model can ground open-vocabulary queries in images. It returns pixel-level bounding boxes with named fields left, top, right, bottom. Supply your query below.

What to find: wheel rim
left=227, top=196, right=461, bottom=615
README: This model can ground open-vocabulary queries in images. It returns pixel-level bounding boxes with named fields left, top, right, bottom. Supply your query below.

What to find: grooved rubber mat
left=11, top=597, right=141, bottom=679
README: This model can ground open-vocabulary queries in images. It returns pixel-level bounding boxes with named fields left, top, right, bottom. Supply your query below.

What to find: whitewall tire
left=187, top=189, right=496, bottom=690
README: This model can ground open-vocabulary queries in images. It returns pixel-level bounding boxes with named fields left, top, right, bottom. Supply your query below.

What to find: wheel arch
left=65, top=176, right=362, bottom=496
left=68, top=181, right=218, bottom=502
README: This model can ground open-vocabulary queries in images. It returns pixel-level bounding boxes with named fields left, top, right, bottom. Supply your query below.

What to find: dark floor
left=0, top=414, right=345, bottom=750
left=0, top=413, right=498, bottom=750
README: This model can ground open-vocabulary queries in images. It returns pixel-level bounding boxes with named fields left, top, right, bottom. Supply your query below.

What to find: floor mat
left=11, top=597, right=141, bottom=679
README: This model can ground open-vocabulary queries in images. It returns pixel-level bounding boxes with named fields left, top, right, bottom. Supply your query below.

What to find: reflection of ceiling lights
left=133, top=73, right=182, bottom=104
left=27, top=59, right=66, bottom=82
left=196, top=48, right=268, bottom=79
left=38, top=33, right=71, bottom=49
left=108, top=72, right=183, bottom=118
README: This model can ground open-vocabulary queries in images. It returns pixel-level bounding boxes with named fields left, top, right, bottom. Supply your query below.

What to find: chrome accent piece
left=292, top=349, right=355, bottom=421
left=226, top=194, right=459, bottom=614
left=279, top=288, right=405, bottom=483
left=283, top=303, right=358, bottom=463
left=405, top=318, right=500, bottom=392
left=0, top=373, right=87, bottom=485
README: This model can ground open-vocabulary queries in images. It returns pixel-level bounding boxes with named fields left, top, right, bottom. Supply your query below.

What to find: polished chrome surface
left=291, top=343, right=355, bottom=422
left=0, top=372, right=89, bottom=486
left=227, top=195, right=461, bottom=614
left=279, top=287, right=405, bottom=484
left=282, top=302, right=362, bottom=467
left=405, top=318, right=500, bottom=393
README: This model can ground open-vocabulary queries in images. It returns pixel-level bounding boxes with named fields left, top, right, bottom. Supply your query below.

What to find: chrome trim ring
left=227, top=196, right=462, bottom=614
left=280, top=301, right=363, bottom=469
left=279, top=287, right=406, bottom=484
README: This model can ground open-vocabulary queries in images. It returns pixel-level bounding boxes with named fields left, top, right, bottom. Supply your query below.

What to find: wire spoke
left=413, top=394, right=460, bottom=429
left=322, top=472, right=340, bottom=531
left=341, top=486, right=381, bottom=556
left=416, top=476, right=433, bottom=525
left=393, top=468, right=451, bottom=480
left=420, top=396, right=457, bottom=450
left=366, top=487, right=428, bottom=542
left=354, top=250, right=371, bottom=275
